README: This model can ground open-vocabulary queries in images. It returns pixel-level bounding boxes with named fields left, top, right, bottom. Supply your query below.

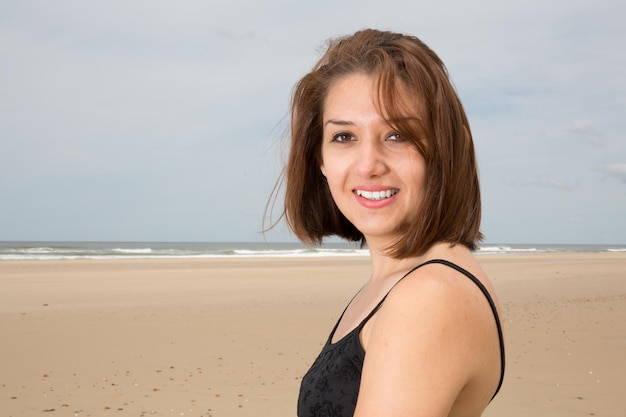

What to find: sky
left=1, top=0, right=625, bottom=244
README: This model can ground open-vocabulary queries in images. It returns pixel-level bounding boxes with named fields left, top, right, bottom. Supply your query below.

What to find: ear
left=320, top=164, right=326, bottom=178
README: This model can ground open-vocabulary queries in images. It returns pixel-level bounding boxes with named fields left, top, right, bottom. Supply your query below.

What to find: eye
left=331, top=132, right=354, bottom=143
left=386, top=132, right=403, bottom=142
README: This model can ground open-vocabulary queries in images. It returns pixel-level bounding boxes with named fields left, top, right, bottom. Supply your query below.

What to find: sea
left=0, top=241, right=625, bottom=261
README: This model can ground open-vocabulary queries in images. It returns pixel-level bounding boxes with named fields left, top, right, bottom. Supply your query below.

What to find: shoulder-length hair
left=275, top=28, right=482, bottom=258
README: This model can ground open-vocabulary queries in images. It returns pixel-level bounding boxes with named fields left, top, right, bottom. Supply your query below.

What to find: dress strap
left=327, top=259, right=438, bottom=344
left=325, top=286, right=364, bottom=344
left=356, top=260, right=437, bottom=329
left=329, top=258, right=505, bottom=399
left=418, top=259, right=505, bottom=400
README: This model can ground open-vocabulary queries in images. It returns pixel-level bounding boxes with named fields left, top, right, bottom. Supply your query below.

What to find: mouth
left=355, top=188, right=399, bottom=201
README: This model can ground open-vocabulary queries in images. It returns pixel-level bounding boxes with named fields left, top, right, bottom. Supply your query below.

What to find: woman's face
left=320, top=73, right=426, bottom=246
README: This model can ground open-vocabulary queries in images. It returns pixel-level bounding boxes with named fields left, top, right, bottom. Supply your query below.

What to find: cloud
left=568, top=119, right=604, bottom=146
left=597, top=163, right=626, bottom=184
left=519, top=176, right=579, bottom=190
left=570, top=119, right=596, bottom=134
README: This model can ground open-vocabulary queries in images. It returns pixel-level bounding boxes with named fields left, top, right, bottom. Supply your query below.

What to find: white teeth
left=356, top=189, right=399, bottom=201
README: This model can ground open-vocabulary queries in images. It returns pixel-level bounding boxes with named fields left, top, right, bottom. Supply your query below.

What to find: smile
left=355, top=189, right=399, bottom=201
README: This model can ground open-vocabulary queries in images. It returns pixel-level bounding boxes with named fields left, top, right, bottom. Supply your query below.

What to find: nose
left=354, top=139, right=388, bottom=178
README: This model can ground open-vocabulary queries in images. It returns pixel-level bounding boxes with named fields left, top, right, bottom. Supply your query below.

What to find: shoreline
left=1, top=253, right=625, bottom=416
left=1, top=241, right=625, bottom=262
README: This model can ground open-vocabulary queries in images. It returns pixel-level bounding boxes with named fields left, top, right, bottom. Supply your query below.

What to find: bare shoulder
left=356, top=254, right=502, bottom=416
left=378, top=254, right=501, bottom=355
left=389, top=256, right=497, bottom=310
left=378, top=257, right=496, bottom=340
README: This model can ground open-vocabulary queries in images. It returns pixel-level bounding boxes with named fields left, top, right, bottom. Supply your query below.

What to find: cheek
left=320, top=147, right=328, bottom=177
left=320, top=152, right=340, bottom=183
left=320, top=163, right=348, bottom=202
left=324, top=174, right=342, bottom=198
left=409, top=152, right=427, bottom=182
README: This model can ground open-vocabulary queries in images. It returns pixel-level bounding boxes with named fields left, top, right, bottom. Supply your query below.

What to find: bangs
left=372, top=70, right=431, bottom=158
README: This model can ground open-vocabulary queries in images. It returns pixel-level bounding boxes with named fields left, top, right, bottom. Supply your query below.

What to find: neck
left=366, top=238, right=422, bottom=282
left=366, top=240, right=465, bottom=283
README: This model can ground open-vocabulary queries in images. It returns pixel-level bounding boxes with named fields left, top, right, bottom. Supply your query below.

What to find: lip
left=353, top=186, right=399, bottom=208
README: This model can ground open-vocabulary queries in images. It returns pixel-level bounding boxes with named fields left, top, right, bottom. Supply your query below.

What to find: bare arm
left=354, top=267, right=499, bottom=417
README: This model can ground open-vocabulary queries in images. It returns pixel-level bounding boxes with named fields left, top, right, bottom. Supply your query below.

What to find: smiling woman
left=282, top=29, right=483, bottom=259
left=271, top=29, right=505, bottom=417
left=320, top=73, right=427, bottom=247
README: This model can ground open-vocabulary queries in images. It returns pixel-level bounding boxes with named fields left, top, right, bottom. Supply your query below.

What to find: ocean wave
left=111, top=248, right=153, bottom=254
left=1, top=242, right=623, bottom=261
left=476, top=246, right=544, bottom=254
left=7, top=247, right=57, bottom=254
left=232, top=248, right=369, bottom=257
left=0, top=243, right=370, bottom=260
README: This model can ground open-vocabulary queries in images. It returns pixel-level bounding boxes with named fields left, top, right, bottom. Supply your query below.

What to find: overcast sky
left=1, top=0, right=625, bottom=244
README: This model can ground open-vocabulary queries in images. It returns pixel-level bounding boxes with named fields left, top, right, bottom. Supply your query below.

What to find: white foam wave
left=0, top=246, right=369, bottom=260
left=111, top=248, right=153, bottom=254
left=2, top=243, right=623, bottom=261
left=476, top=246, right=542, bottom=254
left=231, top=248, right=369, bottom=258
left=13, top=247, right=57, bottom=254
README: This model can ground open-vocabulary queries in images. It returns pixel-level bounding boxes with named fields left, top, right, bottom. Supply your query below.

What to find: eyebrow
left=324, top=119, right=354, bottom=127
left=324, top=116, right=422, bottom=127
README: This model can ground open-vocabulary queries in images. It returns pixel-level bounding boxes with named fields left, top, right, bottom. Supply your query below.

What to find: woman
left=278, top=29, right=505, bottom=417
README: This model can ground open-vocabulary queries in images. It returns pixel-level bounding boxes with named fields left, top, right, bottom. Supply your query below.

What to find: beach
left=1, top=253, right=625, bottom=416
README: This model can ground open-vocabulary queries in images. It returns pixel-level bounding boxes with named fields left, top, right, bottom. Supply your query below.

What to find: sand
left=0, top=253, right=624, bottom=416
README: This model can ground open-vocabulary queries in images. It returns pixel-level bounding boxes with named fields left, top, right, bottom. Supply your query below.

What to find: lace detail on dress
left=297, top=326, right=364, bottom=417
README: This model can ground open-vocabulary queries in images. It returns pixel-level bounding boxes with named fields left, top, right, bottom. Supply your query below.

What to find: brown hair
left=274, top=28, right=482, bottom=258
